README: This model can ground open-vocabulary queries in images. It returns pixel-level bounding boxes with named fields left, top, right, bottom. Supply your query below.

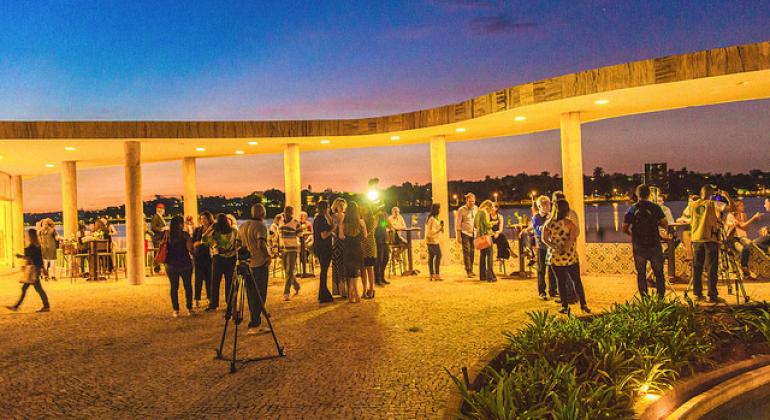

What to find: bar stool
left=497, top=258, right=507, bottom=275
left=113, top=248, right=128, bottom=279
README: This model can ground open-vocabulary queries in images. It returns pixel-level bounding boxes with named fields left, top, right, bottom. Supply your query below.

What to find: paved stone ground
left=1, top=266, right=770, bottom=419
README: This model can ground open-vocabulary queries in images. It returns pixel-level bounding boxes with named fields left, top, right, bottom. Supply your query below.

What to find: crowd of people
left=6, top=185, right=769, bottom=320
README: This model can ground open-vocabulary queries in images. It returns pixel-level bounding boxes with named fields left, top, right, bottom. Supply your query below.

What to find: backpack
left=631, top=203, right=661, bottom=247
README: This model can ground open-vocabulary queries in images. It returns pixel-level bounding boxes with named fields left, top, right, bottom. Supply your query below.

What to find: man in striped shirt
left=280, top=206, right=301, bottom=301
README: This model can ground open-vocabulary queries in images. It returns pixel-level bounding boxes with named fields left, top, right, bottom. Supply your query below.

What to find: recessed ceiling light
left=248, top=141, right=258, bottom=145
left=0, top=156, right=3, bottom=160
left=45, top=163, right=55, bottom=168
left=390, top=135, right=401, bottom=141
left=514, top=116, right=526, bottom=121
left=455, top=127, right=466, bottom=133
left=195, top=147, right=206, bottom=152
left=595, top=99, right=609, bottom=105
left=320, top=139, right=330, bottom=144
left=64, top=146, right=76, bottom=151
left=235, top=150, right=245, bottom=155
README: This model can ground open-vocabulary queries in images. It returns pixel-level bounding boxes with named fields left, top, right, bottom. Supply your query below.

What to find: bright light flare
left=367, top=190, right=380, bottom=201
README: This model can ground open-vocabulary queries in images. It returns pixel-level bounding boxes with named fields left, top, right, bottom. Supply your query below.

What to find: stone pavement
left=1, top=266, right=770, bottom=419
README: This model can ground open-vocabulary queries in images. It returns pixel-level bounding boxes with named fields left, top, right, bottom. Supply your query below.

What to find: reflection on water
left=612, top=202, right=619, bottom=232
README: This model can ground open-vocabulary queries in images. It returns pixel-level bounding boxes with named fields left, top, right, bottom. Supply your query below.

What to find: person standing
left=361, top=205, right=377, bottom=299
left=151, top=203, right=167, bottom=273
left=203, top=214, right=237, bottom=311
left=374, top=211, right=390, bottom=286
left=622, top=184, right=668, bottom=298
left=6, top=228, right=50, bottom=312
left=165, top=216, right=194, bottom=317
left=489, top=203, right=511, bottom=261
left=279, top=206, right=302, bottom=301
left=340, top=201, right=367, bottom=303
left=532, top=196, right=557, bottom=300
left=688, top=185, right=727, bottom=303
left=313, top=201, right=334, bottom=303
left=425, top=203, right=444, bottom=281
left=192, top=211, right=214, bottom=309
left=475, top=200, right=497, bottom=282
left=543, top=199, right=590, bottom=315
left=39, top=219, right=60, bottom=281
left=737, top=196, right=770, bottom=279
left=331, top=198, right=347, bottom=297
left=239, top=203, right=273, bottom=334
left=455, top=193, right=478, bottom=278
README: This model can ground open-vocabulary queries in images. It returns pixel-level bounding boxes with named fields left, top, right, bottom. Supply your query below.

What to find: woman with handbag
left=6, top=228, right=50, bottom=313
left=474, top=200, right=497, bottom=282
left=542, top=199, right=590, bottom=315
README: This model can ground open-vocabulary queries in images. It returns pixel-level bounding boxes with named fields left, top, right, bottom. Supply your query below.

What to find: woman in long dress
left=340, top=201, right=367, bottom=303
left=331, top=198, right=348, bottom=297
left=489, top=204, right=512, bottom=261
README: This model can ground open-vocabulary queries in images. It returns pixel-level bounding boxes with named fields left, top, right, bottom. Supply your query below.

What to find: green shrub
left=450, top=297, right=747, bottom=420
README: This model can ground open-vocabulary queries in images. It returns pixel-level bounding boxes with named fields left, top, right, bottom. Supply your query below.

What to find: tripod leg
left=231, top=275, right=245, bottom=373
left=252, top=275, right=285, bottom=357
left=216, top=271, right=240, bottom=359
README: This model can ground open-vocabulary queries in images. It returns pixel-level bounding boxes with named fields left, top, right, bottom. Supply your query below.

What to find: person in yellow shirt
left=687, top=184, right=728, bottom=303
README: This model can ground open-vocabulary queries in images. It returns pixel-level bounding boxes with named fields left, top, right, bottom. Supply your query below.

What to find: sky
left=1, top=0, right=769, bottom=212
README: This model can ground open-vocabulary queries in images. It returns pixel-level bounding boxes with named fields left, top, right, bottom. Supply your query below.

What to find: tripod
left=215, top=260, right=285, bottom=373
left=683, top=237, right=750, bottom=304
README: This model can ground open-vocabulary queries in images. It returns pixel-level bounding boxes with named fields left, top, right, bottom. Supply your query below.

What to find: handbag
left=154, top=232, right=169, bottom=264
left=19, top=265, right=37, bottom=284
left=474, top=235, right=492, bottom=250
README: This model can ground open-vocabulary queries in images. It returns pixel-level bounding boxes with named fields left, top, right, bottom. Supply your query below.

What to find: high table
left=397, top=227, right=422, bottom=276
left=506, top=224, right=531, bottom=278
left=298, top=231, right=315, bottom=278
left=87, top=238, right=111, bottom=281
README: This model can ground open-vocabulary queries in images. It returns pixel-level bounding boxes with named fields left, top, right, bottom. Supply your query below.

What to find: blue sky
left=3, top=0, right=770, bottom=211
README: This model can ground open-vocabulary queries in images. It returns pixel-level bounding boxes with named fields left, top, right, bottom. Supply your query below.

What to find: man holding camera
left=623, top=184, right=668, bottom=298
left=238, top=203, right=272, bottom=335
left=688, top=185, right=727, bottom=303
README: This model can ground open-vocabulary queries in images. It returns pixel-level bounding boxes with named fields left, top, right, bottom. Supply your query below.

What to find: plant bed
left=449, top=299, right=770, bottom=419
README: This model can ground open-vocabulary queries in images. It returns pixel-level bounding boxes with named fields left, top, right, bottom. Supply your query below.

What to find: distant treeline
left=25, top=168, right=768, bottom=224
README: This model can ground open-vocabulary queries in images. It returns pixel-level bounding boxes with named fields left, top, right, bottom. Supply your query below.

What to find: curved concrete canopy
left=0, top=40, right=768, bottom=177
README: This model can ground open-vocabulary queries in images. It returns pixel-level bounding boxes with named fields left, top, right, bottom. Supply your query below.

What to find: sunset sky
left=2, top=1, right=769, bottom=212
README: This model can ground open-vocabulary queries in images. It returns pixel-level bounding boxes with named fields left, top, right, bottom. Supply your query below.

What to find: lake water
left=54, top=197, right=765, bottom=244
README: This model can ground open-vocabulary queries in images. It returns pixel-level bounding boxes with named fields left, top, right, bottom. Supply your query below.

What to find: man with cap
left=455, top=193, right=478, bottom=278
left=151, top=203, right=167, bottom=273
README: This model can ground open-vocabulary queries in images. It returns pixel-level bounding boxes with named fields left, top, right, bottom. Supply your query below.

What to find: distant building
left=644, top=163, right=668, bottom=191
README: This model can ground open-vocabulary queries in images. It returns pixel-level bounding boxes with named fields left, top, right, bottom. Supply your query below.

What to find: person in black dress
left=6, top=228, right=50, bottom=312
left=313, top=201, right=334, bottom=303
left=490, top=203, right=512, bottom=261
left=165, top=216, right=194, bottom=317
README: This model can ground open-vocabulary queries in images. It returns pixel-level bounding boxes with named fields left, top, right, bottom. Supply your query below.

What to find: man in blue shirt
left=531, top=196, right=557, bottom=300
left=622, top=184, right=668, bottom=298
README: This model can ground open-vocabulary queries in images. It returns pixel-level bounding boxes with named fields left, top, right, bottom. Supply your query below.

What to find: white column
left=560, top=112, right=587, bottom=269
left=124, top=141, right=144, bottom=285
left=11, top=175, right=24, bottom=267
left=283, top=143, right=302, bottom=211
left=61, top=161, right=78, bottom=240
left=182, top=157, right=198, bottom=222
left=430, top=135, right=450, bottom=264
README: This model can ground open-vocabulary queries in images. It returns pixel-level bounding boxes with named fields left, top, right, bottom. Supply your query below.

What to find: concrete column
left=430, top=135, right=450, bottom=264
left=182, top=157, right=198, bottom=222
left=560, top=112, right=587, bottom=269
left=124, top=142, right=144, bottom=285
left=283, top=143, right=302, bottom=211
left=61, top=161, right=78, bottom=240
left=11, top=175, right=24, bottom=267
